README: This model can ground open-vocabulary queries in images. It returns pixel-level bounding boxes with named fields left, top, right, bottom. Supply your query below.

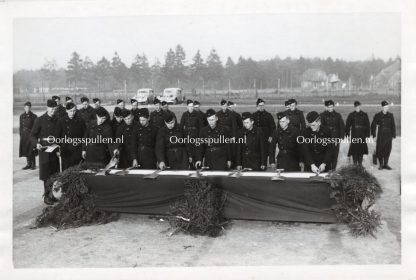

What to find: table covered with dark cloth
left=83, top=170, right=337, bottom=223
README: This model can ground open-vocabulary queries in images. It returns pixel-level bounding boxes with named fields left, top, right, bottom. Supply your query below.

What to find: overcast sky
left=13, top=13, right=401, bottom=71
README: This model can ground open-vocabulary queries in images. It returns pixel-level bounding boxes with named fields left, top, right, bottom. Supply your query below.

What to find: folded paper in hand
left=44, top=144, right=59, bottom=153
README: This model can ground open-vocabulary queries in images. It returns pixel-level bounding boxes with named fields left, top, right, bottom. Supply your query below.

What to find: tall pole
left=278, top=78, right=280, bottom=94
left=124, top=80, right=127, bottom=100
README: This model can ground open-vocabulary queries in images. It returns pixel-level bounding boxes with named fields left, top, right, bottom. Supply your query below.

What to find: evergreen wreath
left=34, top=164, right=119, bottom=230
left=168, top=179, right=228, bottom=237
left=328, top=165, right=383, bottom=237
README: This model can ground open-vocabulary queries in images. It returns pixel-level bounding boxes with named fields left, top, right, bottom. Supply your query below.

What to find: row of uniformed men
left=20, top=95, right=395, bottom=204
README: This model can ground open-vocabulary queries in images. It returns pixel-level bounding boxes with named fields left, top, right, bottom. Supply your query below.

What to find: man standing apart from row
left=345, top=101, right=370, bottom=166
left=30, top=100, right=60, bottom=205
left=19, top=101, right=37, bottom=170
left=371, top=100, right=396, bottom=170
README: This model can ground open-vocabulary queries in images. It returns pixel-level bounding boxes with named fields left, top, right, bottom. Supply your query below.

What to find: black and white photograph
left=2, top=0, right=416, bottom=279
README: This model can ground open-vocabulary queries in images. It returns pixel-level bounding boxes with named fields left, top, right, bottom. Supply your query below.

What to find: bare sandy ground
left=12, top=133, right=401, bottom=267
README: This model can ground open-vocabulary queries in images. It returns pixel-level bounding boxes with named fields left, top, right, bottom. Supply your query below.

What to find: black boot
left=378, top=157, right=384, bottom=170
left=30, top=156, right=36, bottom=170
left=43, top=181, right=55, bottom=205
left=383, top=156, right=392, bottom=170
left=22, top=157, right=31, bottom=170
left=358, top=155, right=363, bottom=166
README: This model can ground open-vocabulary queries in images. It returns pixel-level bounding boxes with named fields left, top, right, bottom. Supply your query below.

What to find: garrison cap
left=52, top=95, right=60, bottom=101
left=164, top=113, right=175, bottom=123
left=284, top=100, right=289, bottom=107
left=46, top=99, right=57, bottom=108
left=92, top=98, right=100, bottom=104
left=288, top=99, right=297, bottom=105
left=80, top=97, right=89, bottom=103
left=161, top=101, right=168, bottom=106
left=193, top=100, right=200, bottom=106
left=324, top=100, right=334, bottom=106
left=65, top=102, right=76, bottom=110
left=227, top=101, right=234, bottom=106
left=277, top=111, right=288, bottom=120
left=116, top=99, right=124, bottom=105
left=153, top=98, right=161, bottom=105
left=354, top=101, right=361, bottom=107
left=306, top=111, right=320, bottom=123
left=121, top=109, right=131, bottom=118
left=24, top=101, right=31, bottom=107
left=241, top=112, right=252, bottom=121
left=131, top=98, right=138, bottom=104
left=206, top=109, right=216, bottom=118
left=381, top=100, right=389, bottom=107
left=65, top=96, right=73, bottom=102
left=96, top=107, right=107, bottom=117
left=138, top=108, right=150, bottom=118
left=113, top=107, right=123, bottom=117
left=186, top=99, right=194, bottom=105
left=220, top=99, right=227, bottom=106
left=256, top=98, right=265, bottom=105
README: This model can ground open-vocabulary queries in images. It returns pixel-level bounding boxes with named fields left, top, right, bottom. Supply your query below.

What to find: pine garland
left=328, top=165, right=383, bottom=237
left=34, top=164, right=119, bottom=230
left=168, top=179, right=228, bottom=237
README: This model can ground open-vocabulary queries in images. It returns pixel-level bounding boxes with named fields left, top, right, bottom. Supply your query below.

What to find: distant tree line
left=13, top=44, right=399, bottom=94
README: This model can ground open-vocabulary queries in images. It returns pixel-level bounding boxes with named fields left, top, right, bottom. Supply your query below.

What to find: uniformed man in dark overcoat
left=216, top=99, right=237, bottom=133
left=114, top=109, right=136, bottom=169
left=179, top=99, right=204, bottom=168
left=194, top=100, right=208, bottom=126
left=371, top=100, right=396, bottom=170
left=195, top=109, right=232, bottom=171
left=161, top=101, right=176, bottom=121
left=56, top=102, right=86, bottom=170
left=228, top=101, right=243, bottom=130
left=82, top=107, right=115, bottom=167
left=269, top=111, right=303, bottom=172
left=216, top=99, right=238, bottom=166
left=30, top=99, right=60, bottom=205
left=116, top=99, right=126, bottom=110
left=301, top=111, right=332, bottom=173
left=92, top=98, right=110, bottom=121
left=19, top=101, right=37, bottom=170
left=150, top=99, right=166, bottom=129
left=235, top=112, right=266, bottom=171
left=285, top=98, right=306, bottom=131
left=78, top=97, right=95, bottom=125
left=252, top=98, right=276, bottom=156
left=345, top=101, right=370, bottom=166
left=110, top=107, right=124, bottom=135
left=130, top=98, right=140, bottom=121
left=155, top=114, right=189, bottom=170
left=131, top=108, right=158, bottom=169
left=320, top=100, right=345, bottom=171
left=52, top=96, right=66, bottom=120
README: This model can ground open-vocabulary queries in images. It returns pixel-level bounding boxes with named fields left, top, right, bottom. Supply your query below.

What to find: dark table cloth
left=83, top=171, right=336, bottom=223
